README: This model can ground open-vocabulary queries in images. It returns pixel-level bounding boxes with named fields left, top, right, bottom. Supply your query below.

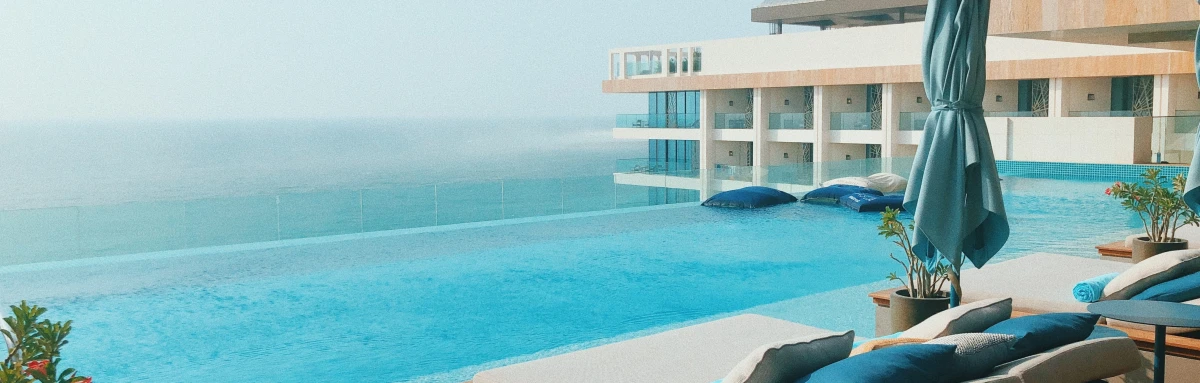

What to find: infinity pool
left=0, top=176, right=1138, bottom=382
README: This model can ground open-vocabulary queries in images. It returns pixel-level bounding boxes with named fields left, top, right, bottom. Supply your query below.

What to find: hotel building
left=606, top=0, right=1200, bottom=196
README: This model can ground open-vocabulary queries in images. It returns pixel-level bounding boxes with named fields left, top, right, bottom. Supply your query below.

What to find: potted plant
left=1, top=301, right=91, bottom=383
left=879, top=207, right=952, bottom=331
left=1107, top=168, right=1200, bottom=263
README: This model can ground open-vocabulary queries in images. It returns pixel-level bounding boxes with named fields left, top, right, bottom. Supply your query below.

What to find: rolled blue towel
left=1073, top=273, right=1119, bottom=303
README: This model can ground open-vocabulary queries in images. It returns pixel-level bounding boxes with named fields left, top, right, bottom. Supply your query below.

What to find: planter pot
left=890, top=289, right=950, bottom=332
left=1131, top=237, right=1188, bottom=263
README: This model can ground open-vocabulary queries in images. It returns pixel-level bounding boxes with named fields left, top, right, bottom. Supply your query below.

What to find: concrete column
left=1154, top=74, right=1171, bottom=117
left=881, top=83, right=900, bottom=161
left=699, top=90, right=717, bottom=170
left=1048, top=78, right=1067, bottom=117
left=752, top=88, right=771, bottom=185
left=812, top=86, right=831, bottom=185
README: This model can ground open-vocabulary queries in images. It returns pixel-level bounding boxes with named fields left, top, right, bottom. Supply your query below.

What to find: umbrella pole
left=948, top=261, right=963, bottom=307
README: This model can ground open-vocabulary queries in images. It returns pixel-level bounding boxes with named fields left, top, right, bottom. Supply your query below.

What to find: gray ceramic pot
left=1130, top=237, right=1188, bottom=263
left=890, top=289, right=950, bottom=332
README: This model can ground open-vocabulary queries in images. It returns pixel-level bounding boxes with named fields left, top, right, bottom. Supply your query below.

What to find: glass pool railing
left=0, top=174, right=701, bottom=266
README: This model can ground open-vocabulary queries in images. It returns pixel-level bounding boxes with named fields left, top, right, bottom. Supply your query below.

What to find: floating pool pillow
left=702, top=186, right=798, bottom=209
left=901, top=298, right=1013, bottom=339
left=721, top=330, right=853, bottom=383
left=1102, top=249, right=1200, bottom=300
left=1130, top=271, right=1200, bottom=302
left=820, top=176, right=872, bottom=189
left=795, top=344, right=957, bottom=383
left=925, top=333, right=1018, bottom=383
left=838, top=193, right=904, bottom=213
left=983, top=313, right=1100, bottom=361
left=801, top=185, right=882, bottom=205
left=866, top=173, right=908, bottom=193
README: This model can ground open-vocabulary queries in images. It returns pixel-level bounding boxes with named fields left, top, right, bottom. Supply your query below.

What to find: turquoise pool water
left=0, top=176, right=1138, bottom=382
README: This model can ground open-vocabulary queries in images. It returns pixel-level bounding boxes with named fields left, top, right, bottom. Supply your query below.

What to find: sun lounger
left=868, top=252, right=1200, bottom=381
left=473, top=311, right=1142, bottom=383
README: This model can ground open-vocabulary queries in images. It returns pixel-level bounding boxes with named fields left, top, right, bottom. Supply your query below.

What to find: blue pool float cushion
left=701, top=186, right=798, bottom=209
left=1072, top=272, right=1119, bottom=303
left=1131, top=271, right=1200, bottom=302
left=801, top=185, right=882, bottom=205
left=983, top=313, right=1100, bottom=361
left=795, top=344, right=958, bottom=383
left=838, top=193, right=905, bottom=213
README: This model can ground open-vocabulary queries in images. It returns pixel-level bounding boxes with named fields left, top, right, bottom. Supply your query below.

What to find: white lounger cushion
left=865, top=173, right=907, bottom=193
left=721, top=330, right=853, bottom=383
left=472, top=314, right=835, bottom=383
left=953, top=253, right=1131, bottom=314
left=901, top=298, right=1012, bottom=339
left=820, top=176, right=871, bottom=189
left=984, top=337, right=1142, bottom=383
left=1102, top=249, right=1200, bottom=300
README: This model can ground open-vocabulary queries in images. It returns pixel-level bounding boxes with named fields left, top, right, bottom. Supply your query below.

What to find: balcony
left=769, top=113, right=812, bottom=130
left=715, top=113, right=751, bottom=129
left=829, top=112, right=880, bottom=131
left=616, top=114, right=699, bottom=129
left=898, top=112, right=929, bottom=131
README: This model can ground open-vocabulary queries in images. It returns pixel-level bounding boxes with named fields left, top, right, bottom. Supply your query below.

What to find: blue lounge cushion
left=1131, top=271, right=1200, bottom=302
left=702, top=186, right=798, bottom=209
left=838, top=193, right=905, bottom=213
left=795, top=344, right=957, bottom=383
left=801, top=185, right=882, bottom=205
left=925, top=333, right=1019, bottom=383
left=983, top=313, right=1100, bottom=361
left=1073, top=272, right=1119, bottom=303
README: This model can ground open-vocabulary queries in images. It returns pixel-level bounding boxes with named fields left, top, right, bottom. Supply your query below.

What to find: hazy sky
left=0, top=0, right=782, bottom=122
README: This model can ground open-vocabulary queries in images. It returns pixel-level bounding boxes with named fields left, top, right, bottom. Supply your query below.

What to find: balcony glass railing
left=1150, top=115, right=1200, bottom=164
left=768, top=113, right=811, bottom=130
left=616, top=114, right=699, bottom=129
left=615, top=158, right=698, bottom=175
left=898, top=112, right=930, bottom=131
left=715, top=113, right=751, bottom=129
left=1068, top=110, right=1148, bottom=117
left=984, top=111, right=1043, bottom=118
left=829, top=112, right=880, bottom=130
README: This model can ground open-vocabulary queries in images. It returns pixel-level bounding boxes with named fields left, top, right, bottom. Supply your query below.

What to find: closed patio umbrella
left=1183, top=22, right=1200, bottom=213
left=903, top=0, right=1010, bottom=306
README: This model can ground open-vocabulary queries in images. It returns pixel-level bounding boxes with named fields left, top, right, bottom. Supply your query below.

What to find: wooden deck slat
left=1096, top=240, right=1132, bottom=259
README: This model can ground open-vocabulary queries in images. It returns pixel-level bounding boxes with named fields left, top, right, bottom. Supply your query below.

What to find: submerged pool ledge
left=0, top=202, right=701, bottom=275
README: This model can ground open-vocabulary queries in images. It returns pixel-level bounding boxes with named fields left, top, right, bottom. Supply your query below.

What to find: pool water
left=0, top=176, right=1138, bottom=382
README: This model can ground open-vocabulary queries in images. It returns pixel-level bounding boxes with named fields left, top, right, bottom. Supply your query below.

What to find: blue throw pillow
left=839, top=193, right=905, bottom=213
left=802, top=185, right=882, bottom=205
left=794, top=344, right=957, bottom=383
left=1131, top=272, right=1200, bottom=302
left=983, top=313, right=1100, bottom=360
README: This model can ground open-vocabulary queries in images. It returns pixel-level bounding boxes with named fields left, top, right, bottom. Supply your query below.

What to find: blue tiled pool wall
left=997, top=161, right=1188, bottom=182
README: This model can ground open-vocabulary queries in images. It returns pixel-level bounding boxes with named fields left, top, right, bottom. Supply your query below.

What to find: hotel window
left=667, top=49, right=678, bottom=74
left=681, top=49, right=689, bottom=73
left=692, top=47, right=702, bottom=72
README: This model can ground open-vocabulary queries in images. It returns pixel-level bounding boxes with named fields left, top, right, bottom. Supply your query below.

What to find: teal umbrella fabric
left=903, top=0, right=1010, bottom=303
left=1184, top=24, right=1200, bottom=213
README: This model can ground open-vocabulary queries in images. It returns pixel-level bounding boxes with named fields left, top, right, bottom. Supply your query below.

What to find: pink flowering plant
left=1, top=302, right=91, bottom=383
left=1106, top=168, right=1200, bottom=242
